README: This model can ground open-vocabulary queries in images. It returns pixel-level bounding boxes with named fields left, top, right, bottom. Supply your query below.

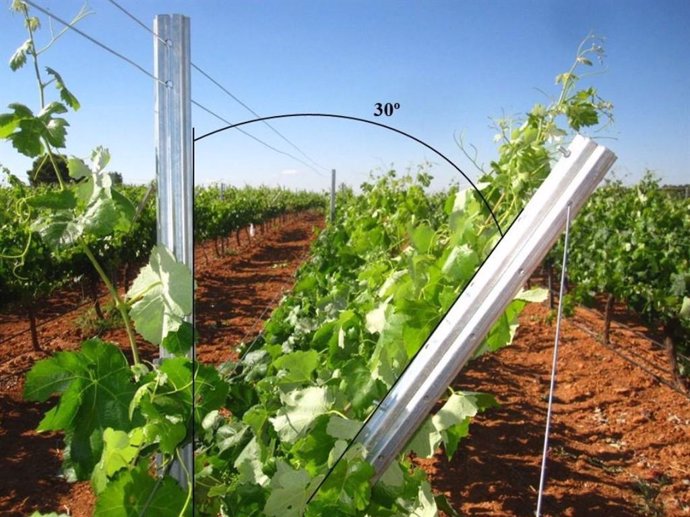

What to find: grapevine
left=2, top=8, right=618, bottom=515
left=558, top=172, right=690, bottom=387
left=193, top=36, right=614, bottom=516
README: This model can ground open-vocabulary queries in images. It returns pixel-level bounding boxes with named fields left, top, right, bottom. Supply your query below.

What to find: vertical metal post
left=154, top=13, right=193, bottom=486
left=330, top=169, right=336, bottom=223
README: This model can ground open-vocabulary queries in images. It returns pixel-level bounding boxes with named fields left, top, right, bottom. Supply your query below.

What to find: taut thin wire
left=536, top=203, right=572, bottom=516
left=23, top=0, right=165, bottom=85
left=105, top=0, right=328, bottom=175
left=104, top=0, right=166, bottom=44
left=192, top=100, right=326, bottom=177
left=191, top=64, right=328, bottom=172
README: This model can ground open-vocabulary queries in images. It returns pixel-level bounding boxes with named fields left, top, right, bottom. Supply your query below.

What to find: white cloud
left=280, top=169, right=300, bottom=176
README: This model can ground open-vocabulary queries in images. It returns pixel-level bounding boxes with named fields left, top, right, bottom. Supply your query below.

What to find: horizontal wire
left=571, top=317, right=690, bottom=401
left=191, top=63, right=328, bottom=172
left=23, top=0, right=165, bottom=85
left=192, top=99, right=326, bottom=177
left=104, top=0, right=166, bottom=44
left=102, top=0, right=328, bottom=177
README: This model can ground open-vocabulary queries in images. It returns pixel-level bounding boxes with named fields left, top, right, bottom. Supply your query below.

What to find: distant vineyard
left=0, top=180, right=324, bottom=349
left=554, top=173, right=690, bottom=385
left=194, top=184, right=325, bottom=255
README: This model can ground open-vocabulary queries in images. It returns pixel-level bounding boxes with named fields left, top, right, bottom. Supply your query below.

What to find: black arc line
left=194, top=112, right=503, bottom=236
left=193, top=112, right=509, bottom=508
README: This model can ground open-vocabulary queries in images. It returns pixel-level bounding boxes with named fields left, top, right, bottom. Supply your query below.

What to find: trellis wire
left=191, top=99, right=325, bottom=175
left=22, top=0, right=328, bottom=175
left=536, top=203, right=572, bottom=516
left=105, top=0, right=327, bottom=175
left=23, top=0, right=165, bottom=85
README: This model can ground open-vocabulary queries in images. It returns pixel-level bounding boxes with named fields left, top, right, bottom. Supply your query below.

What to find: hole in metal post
left=558, top=145, right=571, bottom=158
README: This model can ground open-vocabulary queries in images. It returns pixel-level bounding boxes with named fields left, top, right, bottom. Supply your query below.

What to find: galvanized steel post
left=154, top=13, right=193, bottom=486
left=357, top=135, right=616, bottom=480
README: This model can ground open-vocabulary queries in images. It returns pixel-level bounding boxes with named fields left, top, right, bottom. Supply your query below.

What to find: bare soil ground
left=421, top=302, right=690, bottom=516
left=1, top=210, right=688, bottom=516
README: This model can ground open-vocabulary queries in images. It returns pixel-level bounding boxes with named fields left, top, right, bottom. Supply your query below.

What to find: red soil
left=1, top=210, right=688, bottom=516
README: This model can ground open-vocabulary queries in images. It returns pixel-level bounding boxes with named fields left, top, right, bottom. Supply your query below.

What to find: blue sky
left=0, top=0, right=688, bottom=191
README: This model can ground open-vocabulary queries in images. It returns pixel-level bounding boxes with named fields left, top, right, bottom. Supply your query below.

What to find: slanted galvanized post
left=330, top=169, right=336, bottom=223
left=357, top=136, right=616, bottom=479
left=154, top=13, right=193, bottom=486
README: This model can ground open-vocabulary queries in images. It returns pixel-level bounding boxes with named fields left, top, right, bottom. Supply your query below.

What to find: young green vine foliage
left=2, top=8, right=616, bottom=515
left=556, top=172, right=690, bottom=384
left=2, top=3, right=200, bottom=515
left=192, top=37, right=614, bottom=516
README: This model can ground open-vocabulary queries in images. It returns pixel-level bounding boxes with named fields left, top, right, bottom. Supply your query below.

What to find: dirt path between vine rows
left=194, top=211, right=325, bottom=364
left=0, top=211, right=324, bottom=517
left=422, top=302, right=690, bottom=516
left=1, top=209, right=689, bottom=516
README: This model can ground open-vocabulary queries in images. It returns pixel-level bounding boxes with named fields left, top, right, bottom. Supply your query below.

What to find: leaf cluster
left=559, top=171, right=690, bottom=331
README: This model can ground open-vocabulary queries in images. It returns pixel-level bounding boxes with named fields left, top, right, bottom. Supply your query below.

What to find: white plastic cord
left=536, top=203, right=572, bottom=516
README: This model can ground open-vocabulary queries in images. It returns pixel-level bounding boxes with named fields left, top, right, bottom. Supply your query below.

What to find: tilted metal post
left=154, top=13, right=193, bottom=486
left=357, top=135, right=616, bottom=479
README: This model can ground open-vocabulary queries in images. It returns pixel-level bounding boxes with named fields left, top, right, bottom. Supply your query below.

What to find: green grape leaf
left=31, top=210, right=84, bottom=248
left=68, top=155, right=92, bottom=181
left=31, top=152, right=135, bottom=248
left=26, top=189, right=77, bottom=210
left=441, top=244, right=479, bottom=283
left=409, top=223, right=434, bottom=253
left=269, top=386, right=332, bottom=443
left=94, top=465, right=191, bottom=517
left=290, top=415, right=335, bottom=474
left=89, top=146, right=111, bottom=173
left=365, top=299, right=389, bottom=334
left=264, top=460, right=322, bottom=517
left=316, top=444, right=374, bottom=513
left=410, top=481, right=439, bottom=517
left=23, top=339, right=136, bottom=479
left=9, top=39, right=32, bottom=71
left=91, top=427, right=144, bottom=494
left=234, top=436, right=270, bottom=486
left=378, top=461, right=404, bottom=488
left=272, top=349, right=319, bottom=384
left=680, top=297, right=690, bottom=320
left=407, top=391, right=497, bottom=459
left=194, top=362, right=229, bottom=424
left=137, top=358, right=192, bottom=454
left=370, top=310, right=409, bottom=386
left=43, top=116, right=68, bottom=148
left=406, top=418, right=438, bottom=458
left=161, top=320, right=194, bottom=355
left=0, top=111, right=21, bottom=138
left=46, top=66, right=81, bottom=110
left=127, top=244, right=193, bottom=346
left=515, top=287, right=548, bottom=303
left=326, top=415, right=361, bottom=440
left=9, top=117, right=44, bottom=157
left=338, top=358, right=387, bottom=414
